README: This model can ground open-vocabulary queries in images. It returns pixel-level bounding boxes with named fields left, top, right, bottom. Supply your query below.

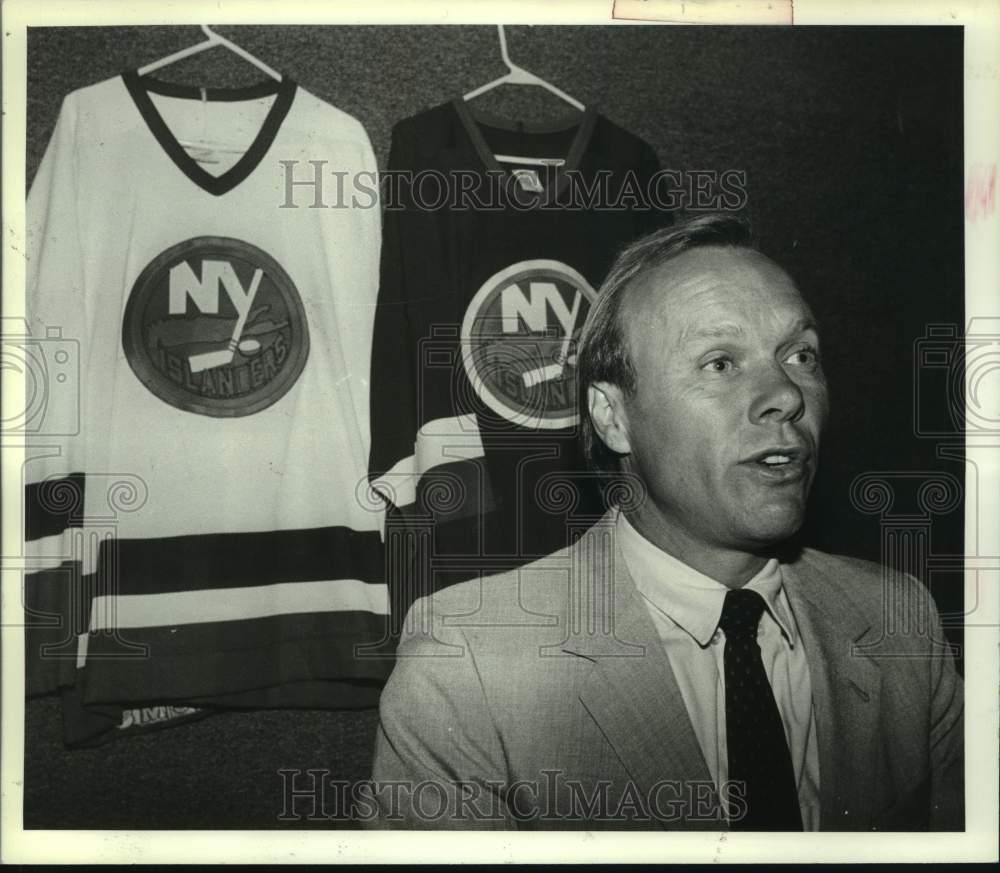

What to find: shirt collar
left=615, top=509, right=799, bottom=648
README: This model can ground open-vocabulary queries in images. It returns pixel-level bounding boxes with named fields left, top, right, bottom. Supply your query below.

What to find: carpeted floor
left=23, top=695, right=379, bottom=829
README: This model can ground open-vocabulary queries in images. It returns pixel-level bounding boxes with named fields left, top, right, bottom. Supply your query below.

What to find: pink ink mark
left=965, top=163, right=996, bottom=221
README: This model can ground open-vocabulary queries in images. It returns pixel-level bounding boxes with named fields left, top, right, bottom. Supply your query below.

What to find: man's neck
left=623, top=507, right=768, bottom=589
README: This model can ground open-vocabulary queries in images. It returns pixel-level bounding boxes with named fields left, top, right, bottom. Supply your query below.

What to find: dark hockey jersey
left=368, top=99, right=670, bottom=624
left=24, top=71, right=390, bottom=745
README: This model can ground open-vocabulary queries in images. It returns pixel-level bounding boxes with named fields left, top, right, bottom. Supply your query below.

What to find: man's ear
left=588, top=382, right=632, bottom=455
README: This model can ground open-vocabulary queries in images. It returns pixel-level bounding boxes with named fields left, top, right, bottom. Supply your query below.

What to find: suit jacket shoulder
left=787, top=546, right=952, bottom=657
left=402, top=543, right=578, bottom=633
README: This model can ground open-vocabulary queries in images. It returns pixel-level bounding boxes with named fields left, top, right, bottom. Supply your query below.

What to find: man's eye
left=785, top=347, right=819, bottom=366
left=701, top=357, right=734, bottom=373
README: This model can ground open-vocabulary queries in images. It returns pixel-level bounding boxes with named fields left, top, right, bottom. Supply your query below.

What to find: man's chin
left=737, top=504, right=807, bottom=549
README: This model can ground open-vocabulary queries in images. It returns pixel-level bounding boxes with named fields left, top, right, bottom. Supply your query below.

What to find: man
left=368, top=213, right=964, bottom=831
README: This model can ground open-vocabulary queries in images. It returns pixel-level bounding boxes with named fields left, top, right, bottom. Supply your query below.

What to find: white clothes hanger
left=464, top=25, right=584, bottom=111
left=137, top=26, right=282, bottom=162
left=138, top=24, right=281, bottom=81
left=464, top=25, right=584, bottom=167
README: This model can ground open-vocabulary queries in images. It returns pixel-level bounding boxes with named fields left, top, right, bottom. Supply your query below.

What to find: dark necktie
left=718, top=587, right=804, bottom=831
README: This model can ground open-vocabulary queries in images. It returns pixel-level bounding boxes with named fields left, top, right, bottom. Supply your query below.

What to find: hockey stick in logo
left=521, top=289, right=582, bottom=388
left=188, top=268, right=264, bottom=373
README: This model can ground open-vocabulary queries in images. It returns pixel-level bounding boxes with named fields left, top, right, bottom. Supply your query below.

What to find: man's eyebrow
left=679, top=323, right=745, bottom=342
left=678, top=318, right=821, bottom=344
left=792, top=318, right=820, bottom=335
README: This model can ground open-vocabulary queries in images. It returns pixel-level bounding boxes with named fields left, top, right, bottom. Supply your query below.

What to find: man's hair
left=577, top=212, right=756, bottom=473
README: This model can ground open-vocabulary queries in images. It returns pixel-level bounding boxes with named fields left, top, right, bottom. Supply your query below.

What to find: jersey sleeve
left=367, top=121, right=419, bottom=510
left=337, top=121, right=384, bottom=518
left=25, top=93, right=87, bottom=474
left=23, top=93, right=89, bottom=696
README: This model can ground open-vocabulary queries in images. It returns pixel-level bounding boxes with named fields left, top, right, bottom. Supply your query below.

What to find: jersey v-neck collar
left=451, top=98, right=597, bottom=208
left=122, top=70, right=297, bottom=197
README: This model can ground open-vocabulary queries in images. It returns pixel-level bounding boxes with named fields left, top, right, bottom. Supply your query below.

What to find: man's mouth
left=742, top=447, right=810, bottom=481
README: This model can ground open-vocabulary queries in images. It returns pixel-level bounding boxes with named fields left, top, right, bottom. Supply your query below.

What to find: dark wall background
left=24, top=24, right=965, bottom=828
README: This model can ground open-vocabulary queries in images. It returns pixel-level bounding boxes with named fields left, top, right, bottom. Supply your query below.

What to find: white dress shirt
left=616, top=510, right=821, bottom=830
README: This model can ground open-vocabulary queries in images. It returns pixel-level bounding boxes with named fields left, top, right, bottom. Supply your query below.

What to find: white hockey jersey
left=24, top=71, right=390, bottom=740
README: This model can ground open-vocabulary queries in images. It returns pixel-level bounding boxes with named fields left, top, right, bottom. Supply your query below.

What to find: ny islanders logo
left=122, top=237, right=309, bottom=417
left=461, top=259, right=596, bottom=430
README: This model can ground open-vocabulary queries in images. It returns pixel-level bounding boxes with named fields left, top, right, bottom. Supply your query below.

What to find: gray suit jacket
left=369, top=518, right=964, bottom=830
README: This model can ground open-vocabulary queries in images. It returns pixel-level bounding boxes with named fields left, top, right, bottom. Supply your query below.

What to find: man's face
left=613, top=246, right=828, bottom=553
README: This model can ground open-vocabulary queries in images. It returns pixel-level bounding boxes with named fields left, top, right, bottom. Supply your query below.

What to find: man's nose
left=748, top=364, right=806, bottom=424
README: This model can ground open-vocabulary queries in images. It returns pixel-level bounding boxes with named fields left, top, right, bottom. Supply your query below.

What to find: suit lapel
left=782, top=556, right=883, bottom=830
left=562, top=521, right=721, bottom=830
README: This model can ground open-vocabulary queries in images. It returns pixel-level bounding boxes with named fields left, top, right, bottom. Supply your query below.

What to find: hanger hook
left=200, top=24, right=218, bottom=41
left=497, top=24, right=514, bottom=70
